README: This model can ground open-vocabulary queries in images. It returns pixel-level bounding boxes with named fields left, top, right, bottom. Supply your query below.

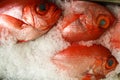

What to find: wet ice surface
left=0, top=27, right=71, bottom=80
left=0, top=0, right=120, bottom=80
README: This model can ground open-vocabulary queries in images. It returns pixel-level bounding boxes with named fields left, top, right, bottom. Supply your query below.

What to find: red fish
left=0, top=0, right=61, bottom=43
left=52, top=44, right=118, bottom=80
left=59, top=1, right=115, bottom=42
left=110, top=22, right=120, bottom=49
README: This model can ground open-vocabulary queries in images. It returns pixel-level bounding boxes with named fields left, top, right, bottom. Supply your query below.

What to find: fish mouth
left=87, top=69, right=106, bottom=79
left=94, top=74, right=106, bottom=79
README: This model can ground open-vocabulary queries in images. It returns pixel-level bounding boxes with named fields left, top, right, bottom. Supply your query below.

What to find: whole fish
left=59, top=1, right=115, bottom=42
left=52, top=44, right=118, bottom=80
left=0, top=0, right=61, bottom=43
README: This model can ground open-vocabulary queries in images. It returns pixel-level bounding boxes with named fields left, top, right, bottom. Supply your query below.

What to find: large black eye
left=39, top=4, right=46, bottom=11
left=99, top=19, right=106, bottom=26
left=105, top=57, right=118, bottom=69
left=36, top=3, right=48, bottom=15
left=107, top=59, right=114, bottom=67
left=97, top=15, right=110, bottom=29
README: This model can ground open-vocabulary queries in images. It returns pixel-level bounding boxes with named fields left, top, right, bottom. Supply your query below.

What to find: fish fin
left=0, top=14, right=24, bottom=30
left=62, top=14, right=82, bottom=29
left=22, top=5, right=34, bottom=26
left=82, top=74, right=100, bottom=80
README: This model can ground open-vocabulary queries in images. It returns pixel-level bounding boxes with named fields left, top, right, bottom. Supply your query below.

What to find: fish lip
left=87, top=67, right=106, bottom=79
left=86, top=71, right=106, bottom=79
left=94, top=74, right=106, bottom=79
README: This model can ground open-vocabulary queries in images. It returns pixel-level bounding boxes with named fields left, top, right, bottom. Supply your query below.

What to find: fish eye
left=39, top=4, right=46, bottom=11
left=100, top=19, right=106, bottom=26
left=97, top=15, right=110, bottom=29
left=108, top=59, right=114, bottom=66
left=36, top=3, right=48, bottom=15
left=105, top=57, right=118, bottom=69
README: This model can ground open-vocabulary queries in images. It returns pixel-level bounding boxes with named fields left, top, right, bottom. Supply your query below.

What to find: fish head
left=92, top=54, right=118, bottom=79
left=22, top=1, right=62, bottom=31
left=60, top=1, right=115, bottom=42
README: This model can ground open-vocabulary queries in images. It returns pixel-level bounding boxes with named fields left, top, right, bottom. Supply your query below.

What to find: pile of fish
left=0, top=0, right=120, bottom=80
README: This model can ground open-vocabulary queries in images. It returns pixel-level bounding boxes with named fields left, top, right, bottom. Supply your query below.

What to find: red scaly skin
left=59, top=1, right=115, bottom=42
left=110, top=16, right=120, bottom=49
left=52, top=44, right=118, bottom=80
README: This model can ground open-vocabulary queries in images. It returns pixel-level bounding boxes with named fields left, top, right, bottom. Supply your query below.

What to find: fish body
left=59, top=1, right=115, bottom=42
left=52, top=44, right=118, bottom=80
left=0, top=0, right=61, bottom=43
left=111, top=22, right=120, bottom=49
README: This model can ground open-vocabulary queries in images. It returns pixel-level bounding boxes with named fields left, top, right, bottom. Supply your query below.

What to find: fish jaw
left=81, top=74, right=105, bottom=80
left=81, top=74, right=96, bottom=80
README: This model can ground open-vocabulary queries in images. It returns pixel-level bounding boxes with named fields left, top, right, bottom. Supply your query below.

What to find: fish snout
left=94, top=74, right=106, bottom=80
